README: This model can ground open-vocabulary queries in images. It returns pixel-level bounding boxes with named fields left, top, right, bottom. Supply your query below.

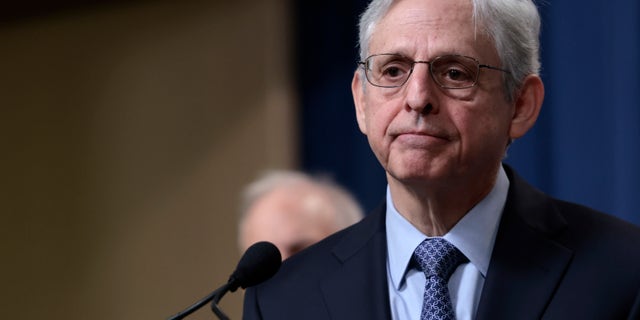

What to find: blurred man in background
left=238, top=170, right=363, bottom=260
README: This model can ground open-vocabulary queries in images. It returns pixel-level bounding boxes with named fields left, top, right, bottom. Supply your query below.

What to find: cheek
left=365, top=99, right=397, bottom=147
left=454, top=101, right=512, bottom=152
left=365, top=110, right=388, bottom=158
left=362, top=95, right=402, bottom=164
left=366, top=108, right=386, bottom=137
left=365, top=94, right=401, bottom=134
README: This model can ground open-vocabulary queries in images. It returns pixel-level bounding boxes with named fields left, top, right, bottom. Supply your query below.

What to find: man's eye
left=383, top=66, right=403, bottom=77
left=380, top=63, right=410, bottom=78
left=439, top=65, right=474, bottom=83
left=446, top=68, right=467, bottom=80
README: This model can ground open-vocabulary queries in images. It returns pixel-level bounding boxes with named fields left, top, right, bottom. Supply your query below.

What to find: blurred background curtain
left=297, top=0, right=640, bottom=225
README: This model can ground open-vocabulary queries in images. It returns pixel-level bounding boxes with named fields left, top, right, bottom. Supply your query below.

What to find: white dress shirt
left=386, top=167, right=509, bottom=320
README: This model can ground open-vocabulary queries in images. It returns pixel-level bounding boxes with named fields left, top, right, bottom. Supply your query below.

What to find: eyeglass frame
left=357, top=53, right=511, bottom=89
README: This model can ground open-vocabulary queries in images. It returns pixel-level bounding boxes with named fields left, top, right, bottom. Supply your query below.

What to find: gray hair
left=357, top=0, right=541, bottom=101
left=239, top=170, right=364, bottom=231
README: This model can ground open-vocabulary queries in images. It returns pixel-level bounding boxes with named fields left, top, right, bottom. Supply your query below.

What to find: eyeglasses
left=358, top=54, right=510, bottom=89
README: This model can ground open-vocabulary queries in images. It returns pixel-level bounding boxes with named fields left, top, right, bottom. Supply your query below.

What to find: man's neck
left=387, top=167, right=500, bottom=236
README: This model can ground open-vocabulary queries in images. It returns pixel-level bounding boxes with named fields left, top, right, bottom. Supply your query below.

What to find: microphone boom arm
left=167, top=282, right=231, bottom=320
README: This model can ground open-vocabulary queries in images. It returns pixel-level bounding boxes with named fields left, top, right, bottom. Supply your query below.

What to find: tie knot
left=413, top=238, right=467, bottom=279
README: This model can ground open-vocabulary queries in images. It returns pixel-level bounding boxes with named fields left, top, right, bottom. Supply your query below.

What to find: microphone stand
left=167, top=241, right=281, bottom=320
left=167, top=282, right=232, bottom=320
left=210, top=284, right=231, bottom=320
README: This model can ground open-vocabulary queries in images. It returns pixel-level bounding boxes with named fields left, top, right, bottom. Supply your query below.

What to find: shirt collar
left=385, top=166, right=509, bottom=290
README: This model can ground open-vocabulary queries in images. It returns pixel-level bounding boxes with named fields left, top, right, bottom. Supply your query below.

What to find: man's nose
left=405, top=63, right=436, bottom=114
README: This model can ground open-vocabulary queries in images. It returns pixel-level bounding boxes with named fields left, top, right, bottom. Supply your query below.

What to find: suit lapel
left=320, top=205, right=392, bottom=320
left=476, top=166, right=573, bottom=320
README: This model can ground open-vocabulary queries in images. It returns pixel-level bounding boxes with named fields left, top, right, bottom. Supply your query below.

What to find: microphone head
left=228, top=241, right=281, bottom=291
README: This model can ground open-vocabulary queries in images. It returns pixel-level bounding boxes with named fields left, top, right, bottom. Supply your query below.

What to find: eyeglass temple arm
left=479, top=64, right=510, bottom=74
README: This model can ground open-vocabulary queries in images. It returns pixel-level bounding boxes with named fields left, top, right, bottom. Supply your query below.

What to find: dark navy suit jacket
left=243, top=165, right=640, bottom=319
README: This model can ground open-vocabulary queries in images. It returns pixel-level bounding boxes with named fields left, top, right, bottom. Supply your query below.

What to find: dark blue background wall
left=295, top=1, right=640, bottom=225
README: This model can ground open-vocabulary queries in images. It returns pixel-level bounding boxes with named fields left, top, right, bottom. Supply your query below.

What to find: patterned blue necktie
left=413, top=238, right=467, bottom=320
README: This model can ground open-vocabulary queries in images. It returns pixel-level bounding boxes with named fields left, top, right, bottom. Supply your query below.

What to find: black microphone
left=168, top=241, right=281, bottom=320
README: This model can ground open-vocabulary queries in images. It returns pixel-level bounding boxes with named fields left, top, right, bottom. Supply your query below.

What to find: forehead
left=370, top=0, right=494, bottom=59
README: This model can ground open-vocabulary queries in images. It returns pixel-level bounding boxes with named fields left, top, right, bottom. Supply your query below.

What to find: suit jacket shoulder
left=476, top=165, right=640, bottom=320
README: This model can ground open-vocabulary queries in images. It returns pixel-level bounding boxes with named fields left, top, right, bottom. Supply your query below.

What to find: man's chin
left=387, top=166, right=447, bottom=186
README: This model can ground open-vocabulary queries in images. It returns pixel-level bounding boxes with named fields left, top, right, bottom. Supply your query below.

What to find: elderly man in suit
left=243, top=0, right=640, bottom=319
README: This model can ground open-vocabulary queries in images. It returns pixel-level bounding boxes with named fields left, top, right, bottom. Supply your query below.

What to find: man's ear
left=510, top=75, right=544, bottom=139
left=352, top=70, right=368, bottom=134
